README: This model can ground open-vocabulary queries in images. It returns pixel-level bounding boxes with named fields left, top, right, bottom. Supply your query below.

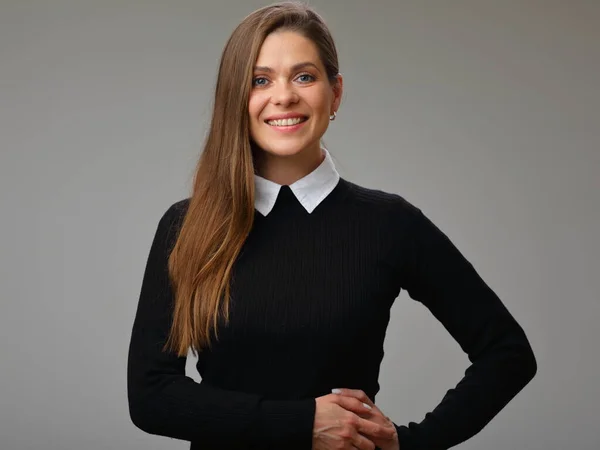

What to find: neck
left=255, top=146, right=325, bottom=186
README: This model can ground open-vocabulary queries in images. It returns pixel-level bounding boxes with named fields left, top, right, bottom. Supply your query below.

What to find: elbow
left=129, top=398, right=153, bottom=434
left=497, top=325, right=538, bottom=390
left=507, top=334, right=537, bottom=390
left=127, top=368, right=168, bottom=435
left=522, top=345, right=537, bottom=384
left=509, top=322, right=538, bottom=385
left=516, top=324, right=537, bottom=384
left=128, top=395, right=163, bottom=436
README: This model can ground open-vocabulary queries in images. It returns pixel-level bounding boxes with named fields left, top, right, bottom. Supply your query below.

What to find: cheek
left=248, top=93, right=266, bottom=121
left=308, top=89, right=331, bottom=116
left=248, top=95, right=266, bottom=141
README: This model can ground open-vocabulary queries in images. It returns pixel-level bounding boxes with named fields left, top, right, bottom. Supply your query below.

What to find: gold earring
left=329, top=111, right=337, bottom=121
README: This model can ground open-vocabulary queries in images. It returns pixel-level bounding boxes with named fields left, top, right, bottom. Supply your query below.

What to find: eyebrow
left=253, top=62, right=320, bottom=73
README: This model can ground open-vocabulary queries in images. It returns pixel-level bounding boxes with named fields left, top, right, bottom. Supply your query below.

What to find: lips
left=264, top=113, right=308, bottom=122
left=265, top=116, right=308, bottom=127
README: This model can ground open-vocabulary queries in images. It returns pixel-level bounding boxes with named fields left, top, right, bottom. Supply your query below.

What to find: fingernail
left=332, top=388, right=341, bottom=394
left=362, top=402, right=372, bottom=410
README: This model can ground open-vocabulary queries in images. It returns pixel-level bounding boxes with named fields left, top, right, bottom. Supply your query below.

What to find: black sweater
left=127, top=178, right=537, bottom=450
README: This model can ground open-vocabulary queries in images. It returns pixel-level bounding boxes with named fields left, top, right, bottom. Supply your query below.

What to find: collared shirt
left=254, top=148, right=340, bottom=216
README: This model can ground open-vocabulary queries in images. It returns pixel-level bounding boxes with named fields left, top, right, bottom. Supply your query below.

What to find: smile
left=265, top=117, right=308, bottom=126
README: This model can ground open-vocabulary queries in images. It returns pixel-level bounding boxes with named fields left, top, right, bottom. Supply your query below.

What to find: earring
left=329, top=111, right=337, bottom=121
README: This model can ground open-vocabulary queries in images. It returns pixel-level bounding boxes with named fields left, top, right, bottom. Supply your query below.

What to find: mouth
left=264, top=116, right=308, bottom=127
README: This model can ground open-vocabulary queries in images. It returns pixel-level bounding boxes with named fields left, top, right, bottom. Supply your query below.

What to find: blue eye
left=252, top=77, right=268, bottom=87
left=297, top=73, right=315, bottom=83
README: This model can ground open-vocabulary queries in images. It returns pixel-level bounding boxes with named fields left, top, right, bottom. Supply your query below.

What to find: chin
left=257, top=142, right=311, bottom=158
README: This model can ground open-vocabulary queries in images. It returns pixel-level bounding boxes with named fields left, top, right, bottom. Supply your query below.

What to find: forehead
left=255, top=30, right=321, bottom=68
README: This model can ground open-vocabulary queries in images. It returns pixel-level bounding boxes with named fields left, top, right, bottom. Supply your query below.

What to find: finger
left=351, top=431, right=376, bottom=450
left=331, top=393, right=388, bottom=423
left=356, top=416, right=397, bottom=439
left=330, top=394, right=374, bottom=416
left=332, top=388, right=374, bottom=406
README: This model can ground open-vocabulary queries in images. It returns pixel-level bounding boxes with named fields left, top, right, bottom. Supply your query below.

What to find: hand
left=331, top=388, right=399, bottom=450
left=313, top=392, right=397, bottom=450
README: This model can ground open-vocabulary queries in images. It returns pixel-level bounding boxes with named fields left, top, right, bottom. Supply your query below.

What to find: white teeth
left=267, top=117, right=305, bottom=126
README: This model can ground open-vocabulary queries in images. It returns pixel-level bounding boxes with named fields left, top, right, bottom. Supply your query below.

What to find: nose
left=270, top=81, right=298, bottom=107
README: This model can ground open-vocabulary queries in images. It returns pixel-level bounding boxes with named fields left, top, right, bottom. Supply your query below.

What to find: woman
left=127, top=2, right=537, bottom=450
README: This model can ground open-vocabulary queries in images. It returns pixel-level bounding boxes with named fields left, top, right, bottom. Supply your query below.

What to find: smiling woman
left=127, top=2, right=537, bottom=450
left=249, top=31, right=342, bottom=183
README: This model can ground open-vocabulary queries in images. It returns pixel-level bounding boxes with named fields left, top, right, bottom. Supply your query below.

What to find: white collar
left=254, top=148, right=340, bottom=216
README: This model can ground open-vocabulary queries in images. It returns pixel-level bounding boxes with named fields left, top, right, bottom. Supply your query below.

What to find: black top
left=127, top=178, right=536, bottom=450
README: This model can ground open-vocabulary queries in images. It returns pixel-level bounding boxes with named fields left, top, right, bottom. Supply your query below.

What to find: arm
left=392, top=205, right=537, bottom=450
left=126, top=201, right=315, bottom=448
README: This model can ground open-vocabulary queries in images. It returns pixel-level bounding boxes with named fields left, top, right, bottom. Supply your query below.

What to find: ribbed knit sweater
left=127, top=178, right=537, bottom=450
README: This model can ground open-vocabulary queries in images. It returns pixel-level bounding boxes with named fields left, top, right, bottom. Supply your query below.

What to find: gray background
left=1, top=0, right=598, bottom=449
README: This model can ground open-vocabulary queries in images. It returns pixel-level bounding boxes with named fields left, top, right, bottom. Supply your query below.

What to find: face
left=248, top=30, right=342, bottom=161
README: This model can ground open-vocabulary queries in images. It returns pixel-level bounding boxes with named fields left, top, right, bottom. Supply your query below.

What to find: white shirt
left=254, top=148, right=340, bottom=216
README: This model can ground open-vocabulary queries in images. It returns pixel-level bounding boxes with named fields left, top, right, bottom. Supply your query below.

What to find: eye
left=296, top=73, right=315, bottom=83
left=252, top=76, right=269, bottom=87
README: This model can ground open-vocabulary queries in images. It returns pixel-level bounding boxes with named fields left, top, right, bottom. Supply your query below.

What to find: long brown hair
left=164, top=1, right=340, bottom=356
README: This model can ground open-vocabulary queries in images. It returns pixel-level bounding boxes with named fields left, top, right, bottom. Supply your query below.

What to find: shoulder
left=163, top=198, right=190, bottom=219
left=155, top=198, right=191, bottom=242
left=341, top=178, right=422, bottom=222
left=159, top=198, right=190, bottom=222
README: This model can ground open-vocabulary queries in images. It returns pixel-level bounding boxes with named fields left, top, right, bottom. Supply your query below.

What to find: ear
left=331, top=73, right=344, bottom=114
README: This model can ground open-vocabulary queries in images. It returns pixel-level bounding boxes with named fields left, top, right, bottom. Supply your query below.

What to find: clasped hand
left=313, top=388, right=399, bottom=450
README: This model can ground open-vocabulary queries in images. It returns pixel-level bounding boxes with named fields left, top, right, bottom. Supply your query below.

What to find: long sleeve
left=393, top=206, right=537, bottom=450
left=126, top=201, right=315, bottom=449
